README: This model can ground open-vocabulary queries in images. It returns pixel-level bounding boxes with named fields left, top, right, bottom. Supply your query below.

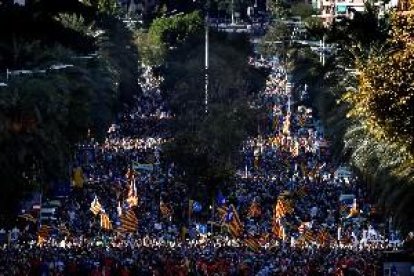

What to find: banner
left=196, top=224, right=208, bottom=234
left=132, top=162, right=154, bottom=172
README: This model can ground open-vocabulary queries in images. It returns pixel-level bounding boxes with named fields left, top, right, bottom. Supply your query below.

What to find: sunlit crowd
left=0, top=57, right=401, bottom=275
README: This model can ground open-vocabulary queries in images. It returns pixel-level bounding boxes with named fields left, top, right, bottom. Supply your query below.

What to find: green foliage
left=138, top=11, right=203, bottom=66
left=340, top=10, right=414, bottom=229
left=0, top=1, right=95, bottom=70
left=0, top=1, right=140, bottom=225
left=327, top=3, right=389, bottom=62
left=290, top=3, right=314, bottom=19
left=149, top=11, right=203, bottom=45
left=290, top=7, right=414, bottom=230
left=55, top=13, right=95, bottom=35
left=83, top=0, right=120, bottom=15
left=258, top=21, right=292, bottom=57
left=304, top=16, right=325, bottom=40
left=267, top=0, right=289, bottom=18
left=0, top=56, right=117, bottom=223
left=96, top=15, right=140, bottom=107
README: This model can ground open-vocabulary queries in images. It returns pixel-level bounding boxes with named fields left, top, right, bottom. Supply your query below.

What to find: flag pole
left=188, top=199, right=192, bottom=227
left=211, top=199, right=215, bottom=235
left=204, top=11, right=209, bottom=114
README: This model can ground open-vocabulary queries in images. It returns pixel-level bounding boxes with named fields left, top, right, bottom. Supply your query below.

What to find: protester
left=0, top=59, right=398, bottom=276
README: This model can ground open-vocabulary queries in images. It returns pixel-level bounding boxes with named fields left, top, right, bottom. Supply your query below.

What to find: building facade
left=313, top=0, right=399, bottom=26
left=314, top=0, right=366, bottom=26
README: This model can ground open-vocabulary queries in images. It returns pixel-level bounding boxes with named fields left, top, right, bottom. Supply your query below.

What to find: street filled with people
left=0, top=56, right=402, bottom=275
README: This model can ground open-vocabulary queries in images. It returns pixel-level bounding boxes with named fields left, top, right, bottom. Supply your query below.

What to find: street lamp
left=194, top=0, right=209, bottom=113
left=231, top=0, right=235, bottom=25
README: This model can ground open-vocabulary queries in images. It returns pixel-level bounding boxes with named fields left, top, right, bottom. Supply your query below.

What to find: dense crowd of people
left=0, top=56, right=403, bottom=275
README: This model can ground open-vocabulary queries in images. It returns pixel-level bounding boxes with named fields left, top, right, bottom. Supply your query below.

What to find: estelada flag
left=217, top=204, right=244, bottom=238
left=272, top=219, right=283, bottom=239
left=90, top=197, right=102, bottom=216
left=216, top=191, right=227, bottom=206
left=247, top=201, right=262, bottom=218
left=274, top=198, right=293, bottom=219
left=100, top=212, right=113, bottom=230
left=244, top=236, right=261, bottom=252
left=303, top=229, right=315, bottom=243
left=228, top=205, right=243, bottom=238
left=119, top=209, right=138, bottom=233
left=346, top=199, right=359, bottom=219
left=317, top=228, right=331, bottom=246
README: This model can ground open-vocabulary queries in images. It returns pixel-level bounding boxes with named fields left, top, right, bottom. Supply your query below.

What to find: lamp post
left=193, top=0, right=209, bottom=114
left=231, top=0, right=235, bottom=25
left=205, top=12, right=209, bottom=114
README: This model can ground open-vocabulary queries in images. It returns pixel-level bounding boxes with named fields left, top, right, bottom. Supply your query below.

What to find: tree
left=304, top=16, right=325, bottom=40
left=340, top=9, right=414, bottom=230
left=326, top=3, right=388, bottom=64
left=83, top=0, right=120, bottom=15
left=302, top=6, right=414, bottom=229
left=258, top=21, right=292, bottom=58
left=290, top=3, right=313, bottom=19
left=162, top=31, right=267, bottom=202
left=136, top=11, right=203, bottom=66
left=0, top=0, right=140, bottom=225
left=267, top=0, right=289, bottom=18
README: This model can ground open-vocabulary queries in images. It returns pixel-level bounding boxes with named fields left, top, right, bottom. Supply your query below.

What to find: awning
left=354, top=6, right=365, bottom=12
left=336, top=5, right=348, bottom=13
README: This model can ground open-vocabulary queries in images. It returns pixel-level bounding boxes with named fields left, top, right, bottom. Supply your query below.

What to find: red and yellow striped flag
left=90, top=197, right=102, bottom=216
left=244, top=236, right=261, bottom=252
left=126, top=195, right=139, bottom=207
left=160, top=202, right=172, bottom=219
left=247, top=201, right=262, bottom=218
left=274, top=198, right=293, bottom=219
left=37, top=225, right=52, bottom=245
left=316, top=228, right=331, bottom=246
left=303, top=229, right=315, bottom=243
left=119, top=209, right=138, bottom=233
left=100, top=212, right=113, bottom=230
left=272, top=219, right=284, bottom=239
left=229, top=205, right=243, bottom=238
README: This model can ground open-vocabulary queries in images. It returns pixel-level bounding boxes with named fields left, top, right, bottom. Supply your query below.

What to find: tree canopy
left=0, top=0, right=140, bottom=225
left=161, top=31, right=267, bottom=201
left=136, top=11, right=203, bottom=66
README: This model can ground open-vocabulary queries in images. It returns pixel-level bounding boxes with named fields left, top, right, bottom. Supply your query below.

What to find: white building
left=312, top=0, right=397, bottom=26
